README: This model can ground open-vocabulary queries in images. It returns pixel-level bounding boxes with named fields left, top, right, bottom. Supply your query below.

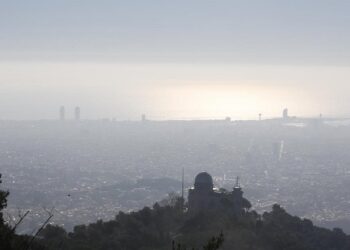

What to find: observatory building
left=188, top=172, right=251, bottom=214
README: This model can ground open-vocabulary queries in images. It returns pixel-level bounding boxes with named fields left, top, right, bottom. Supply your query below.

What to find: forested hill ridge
left=2, top=174, right=350, bottom=250
left=15, top=198, right=350, bottom=250
left=35, top=198, right=349, bottom=250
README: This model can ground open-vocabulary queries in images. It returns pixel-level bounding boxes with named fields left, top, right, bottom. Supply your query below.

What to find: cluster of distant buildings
left=58, top=105, right=151, bottom=123
left=3, top=116, right=350, bottom=233
left=59, top=106, right=80, bottom=121
left=56, top=105, right=324, bottom=125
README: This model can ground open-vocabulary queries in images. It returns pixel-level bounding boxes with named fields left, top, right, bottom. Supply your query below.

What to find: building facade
left=188, top=172, right=251, bottom=215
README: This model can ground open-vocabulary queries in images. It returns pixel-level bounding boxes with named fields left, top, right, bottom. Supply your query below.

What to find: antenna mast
left=181, top=168, right=184, bottom=200
left=235, top=176, right=240, bottom=188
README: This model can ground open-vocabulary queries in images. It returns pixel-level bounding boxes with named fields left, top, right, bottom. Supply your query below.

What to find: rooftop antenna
left=235, top=176, right=240, bottom=188
left=181, top=168, right=185, bottom=212
left=181, top=168, right=184, bottom=200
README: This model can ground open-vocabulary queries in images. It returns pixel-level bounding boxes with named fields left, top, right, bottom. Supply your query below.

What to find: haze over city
left=1, top=1, right=350, bottom=120
left=2, top=1, right=350, bottom=250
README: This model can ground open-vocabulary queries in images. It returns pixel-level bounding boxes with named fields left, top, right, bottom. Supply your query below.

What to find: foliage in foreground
left=37, top=199, right=350, bottom=250
left=1, top=176, right=350, bottom=250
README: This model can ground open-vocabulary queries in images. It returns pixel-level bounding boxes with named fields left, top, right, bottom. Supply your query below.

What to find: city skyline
left=1, top=1, right=350, bottom=120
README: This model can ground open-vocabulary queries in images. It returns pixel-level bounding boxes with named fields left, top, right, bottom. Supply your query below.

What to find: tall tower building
left=59, top=106, right=65, bottom=121
left=283, top=108, right=289, bottom=120
left=75, top=107, right=81, bottom=121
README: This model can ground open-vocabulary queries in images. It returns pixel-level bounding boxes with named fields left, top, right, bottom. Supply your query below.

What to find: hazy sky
left=1, top=1, right=350, bottom=120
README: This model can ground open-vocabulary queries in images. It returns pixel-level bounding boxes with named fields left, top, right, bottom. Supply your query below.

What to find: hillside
left=35, top=198, right=350, bottom=250
left=2, top=171, right=350, bottom=250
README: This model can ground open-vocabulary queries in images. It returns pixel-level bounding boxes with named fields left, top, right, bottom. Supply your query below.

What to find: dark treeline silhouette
left=1, top=175, right=350, bottom=250
left=37, top=197, right=350, bottom=250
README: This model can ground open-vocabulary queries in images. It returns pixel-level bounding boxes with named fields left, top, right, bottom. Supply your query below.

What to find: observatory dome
left=194, top=172, right=214, bottom=191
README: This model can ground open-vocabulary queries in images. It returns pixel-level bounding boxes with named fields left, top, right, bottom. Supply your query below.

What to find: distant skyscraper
left=283, top=108, right=289, bottom=119
left=59, top=106, right=65, bottom=121
left=259, top=113, right=262, bottom=121
left=75, top=107, right=81, bottom=121
left=142, top=114, right=146, bottom=122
